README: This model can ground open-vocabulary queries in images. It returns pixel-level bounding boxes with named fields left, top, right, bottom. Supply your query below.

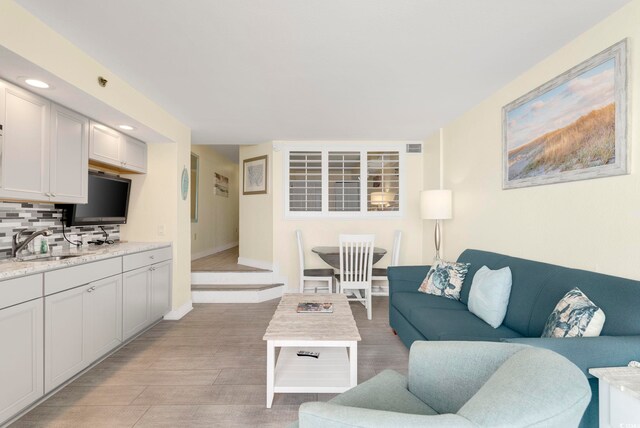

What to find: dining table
left=311, top=246, right=387, bottom=269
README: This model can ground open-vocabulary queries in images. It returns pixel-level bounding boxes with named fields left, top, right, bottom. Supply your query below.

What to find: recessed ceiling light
left=118, top=125, right=135, bottom=131
left=24, top=79, right=50, bottom=89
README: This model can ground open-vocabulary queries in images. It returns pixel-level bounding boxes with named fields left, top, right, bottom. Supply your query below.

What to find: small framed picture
left=243, top=155, right=268, bottom=195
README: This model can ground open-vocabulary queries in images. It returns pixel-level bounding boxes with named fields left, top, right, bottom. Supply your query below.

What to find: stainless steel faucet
left=12, top=228, right=53, bottom=257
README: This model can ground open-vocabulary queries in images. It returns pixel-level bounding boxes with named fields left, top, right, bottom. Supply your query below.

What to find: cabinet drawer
left=0, top=274, right=42, bottom=310
left=123, top=247, right=172, bottom=272
left=44, top=257, right=122, bottom=296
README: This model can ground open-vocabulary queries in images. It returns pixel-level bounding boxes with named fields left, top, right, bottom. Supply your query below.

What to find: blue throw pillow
left=468, top=266, right=512, bottom=328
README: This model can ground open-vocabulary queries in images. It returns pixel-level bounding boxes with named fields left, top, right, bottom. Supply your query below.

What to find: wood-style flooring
left=12, top=297, right=408, bottom=428
left=191, top=247, right=269, bottom=272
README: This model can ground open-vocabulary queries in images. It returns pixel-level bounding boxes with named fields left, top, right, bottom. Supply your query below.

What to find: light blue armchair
left=293, top=341, right=591, bottom=427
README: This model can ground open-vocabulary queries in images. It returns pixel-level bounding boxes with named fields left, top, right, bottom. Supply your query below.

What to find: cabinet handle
left=87, top=287, right=93, bottom=293
left=51, top=193, right=56, bottom=197
left=150, top=255, right=155, bottom=259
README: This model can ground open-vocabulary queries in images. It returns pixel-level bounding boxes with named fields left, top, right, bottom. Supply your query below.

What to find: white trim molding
left=163, top=300, right=193, bottom=320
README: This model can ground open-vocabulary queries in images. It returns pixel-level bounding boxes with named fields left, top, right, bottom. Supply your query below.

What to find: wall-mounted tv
left=58, top=172, right=131, bottom=226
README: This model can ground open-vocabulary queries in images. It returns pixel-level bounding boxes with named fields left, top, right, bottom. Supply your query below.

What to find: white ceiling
left=15, top=0, right=630, bottom=150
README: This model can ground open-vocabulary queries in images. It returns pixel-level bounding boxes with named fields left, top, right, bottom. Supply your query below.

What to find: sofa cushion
left=529, top=268, right=640, bottom=337
left=330, top=369, right=437, bottom=416
left=392, top=292, right=468, bottom=320
left=457, top=250, right=564, bottom=336
left=410, top=309, right=523, bottom=342
left=419, top=259, right=470, bottom=301
left=468, top=266, right=512, bottom=328
left=541, top=288, right=605, bottom=338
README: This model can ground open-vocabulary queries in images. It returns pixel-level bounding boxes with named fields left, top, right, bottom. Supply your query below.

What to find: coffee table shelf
left=275, top=347, right=351, bottom=393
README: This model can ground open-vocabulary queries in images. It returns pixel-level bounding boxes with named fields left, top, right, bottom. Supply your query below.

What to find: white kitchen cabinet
left=0, top=298, right=43, bottom=424
left=0, top=81, right=89, bottom=203
left=150, top=260, right=172, bottom=320
left=122, top=135, right=147, bottom=173
left=0, top=80, right=50, bottom=201
left=123, top=253, right=172, bottom=340
left=45, top=275, right=123, bottom=393
left=49, top=104, right=89, bottom=203
left=89, top=121, right=147, bottom=173
left=123, top=267, right=151, bottom=340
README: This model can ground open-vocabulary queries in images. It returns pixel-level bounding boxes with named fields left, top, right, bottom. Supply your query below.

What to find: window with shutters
left=285, top=147, right=403, bottom=217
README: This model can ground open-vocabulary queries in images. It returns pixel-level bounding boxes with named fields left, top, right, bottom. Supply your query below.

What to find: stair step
left=191, top=283, right=284, bottom=292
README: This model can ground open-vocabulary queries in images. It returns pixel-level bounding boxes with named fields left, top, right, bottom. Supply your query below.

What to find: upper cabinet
left=0, top=81, right=90, bottom=204
left=89, top=121, right=147, bottom=173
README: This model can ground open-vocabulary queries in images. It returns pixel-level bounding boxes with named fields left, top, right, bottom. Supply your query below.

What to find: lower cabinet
left=0, top=299, right=43, bottom=424
left=44, top=275, right=122, bottom=393
left=123, top=259, right=172, bottom=340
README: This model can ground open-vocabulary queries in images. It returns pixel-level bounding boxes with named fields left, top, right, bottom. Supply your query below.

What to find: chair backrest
left=390, top=230, right=402, bottom=266
left=339, top=234, right=375, bottom=286
left=295, top=230, right=305, bottom=274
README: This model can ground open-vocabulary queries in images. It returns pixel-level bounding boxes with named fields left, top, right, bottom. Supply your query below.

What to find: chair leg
left=366, top=288, right=372, bottom=320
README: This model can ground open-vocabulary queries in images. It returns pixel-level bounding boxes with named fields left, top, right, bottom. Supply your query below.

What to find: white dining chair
left=336, top=234, right=375, bottom=320
left=371, top=230, right=402, bottom=296
left=296, top=230, right=334, bottom=293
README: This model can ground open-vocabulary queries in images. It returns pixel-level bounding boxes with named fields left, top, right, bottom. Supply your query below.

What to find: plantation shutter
left=288, top=151, right=322, bottom=212
left=328, top=151, right=361, bottom=212
left=367, top=151, right=400, bottom=212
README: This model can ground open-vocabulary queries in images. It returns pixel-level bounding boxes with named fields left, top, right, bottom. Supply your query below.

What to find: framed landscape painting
left=503, top=39, right=628, bottom=189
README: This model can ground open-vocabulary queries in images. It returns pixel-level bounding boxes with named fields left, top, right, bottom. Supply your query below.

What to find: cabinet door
left=87, top=275, right=122, bottom=362
left=44, top=285, right=89, bottom=393
left=123, top=267, right=151, bottom=340
left=0, top=82, right=50, bottom=200
left=49, top=104, right=88, bottom=203
left=122, top=136, right=147, bottom=173
left=151, top=260, right=172, bottom=320
left=89, top=121, right=122, bottom=167
left=0, top=299, right=43, bottom=425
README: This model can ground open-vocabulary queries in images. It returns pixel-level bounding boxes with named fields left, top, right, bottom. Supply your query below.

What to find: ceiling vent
left=406, top=143, right=422, bottom=154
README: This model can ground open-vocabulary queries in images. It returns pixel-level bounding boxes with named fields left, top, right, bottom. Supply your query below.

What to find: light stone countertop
left=0, top=241, right=172, bottom=280
left=589, top=367, right=640, bottom=401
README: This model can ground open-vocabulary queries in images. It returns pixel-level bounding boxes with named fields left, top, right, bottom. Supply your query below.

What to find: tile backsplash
left=0, top=202, right=120, bottom=259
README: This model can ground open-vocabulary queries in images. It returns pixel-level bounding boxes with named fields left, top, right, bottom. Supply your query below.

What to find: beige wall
left=272, top=142, right=424, bottom=290
left=0, top=0, right=192, bottom=311
left=191, top=145, right=239, bottom=258
left=239, top=143, right=273, bottom=265
left=428, top=0, right=640, bottom=280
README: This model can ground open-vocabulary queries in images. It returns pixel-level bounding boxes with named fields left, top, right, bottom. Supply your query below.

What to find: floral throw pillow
left=541, top=288, right=606, bottom=338
left=418, top=259, right=470, bottom=301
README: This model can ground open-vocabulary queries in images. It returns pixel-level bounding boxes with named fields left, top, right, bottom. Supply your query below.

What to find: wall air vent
left=406, top=143, right=422, bottom=154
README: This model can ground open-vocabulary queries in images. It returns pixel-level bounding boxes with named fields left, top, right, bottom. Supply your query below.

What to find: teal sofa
left=294, top=341, right=591, bottom=427
left=388, top=249, right=640, bottom=428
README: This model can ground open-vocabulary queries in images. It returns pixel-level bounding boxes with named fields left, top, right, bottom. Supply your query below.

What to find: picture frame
left=502, top=39, right=628, bottom=189
left=243, top=155, right=268, bottom=195
left=215, top=172, right=229, bottom=198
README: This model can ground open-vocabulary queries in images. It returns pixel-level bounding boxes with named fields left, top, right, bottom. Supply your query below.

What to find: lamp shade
left=370, top=191, right=396, bottom=206
left=421, top=190, right=452, bottom=220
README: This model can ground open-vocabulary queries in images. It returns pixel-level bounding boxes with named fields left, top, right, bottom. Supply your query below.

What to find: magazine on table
left=297, top=302, right=334, bottom=313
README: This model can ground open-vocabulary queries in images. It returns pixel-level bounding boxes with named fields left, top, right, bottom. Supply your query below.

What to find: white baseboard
left=163, top=300, right=193, bottom=320
left=237, top=257, right=274, bottom=271
left=191, top=241, right=238, bottom=261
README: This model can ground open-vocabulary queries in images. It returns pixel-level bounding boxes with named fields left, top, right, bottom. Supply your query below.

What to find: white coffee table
left=263, top=293, right=361, bottom=408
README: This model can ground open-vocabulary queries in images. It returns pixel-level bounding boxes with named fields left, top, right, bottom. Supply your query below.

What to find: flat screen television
left=59, top=172, right=131, bottom=226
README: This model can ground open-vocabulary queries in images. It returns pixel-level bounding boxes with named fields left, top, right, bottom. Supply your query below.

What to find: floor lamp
left=421, top=190, right=452, bottom=260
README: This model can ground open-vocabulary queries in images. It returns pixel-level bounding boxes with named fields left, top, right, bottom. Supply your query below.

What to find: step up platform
left=191, top=283, right=285, bottom=303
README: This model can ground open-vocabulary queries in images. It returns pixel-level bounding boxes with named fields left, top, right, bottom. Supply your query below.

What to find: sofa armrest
left=502, top=336, right=640, bottom=376
left=298, top=402, right=474, bottom=428
left=387, top=266, right=430, bottom=295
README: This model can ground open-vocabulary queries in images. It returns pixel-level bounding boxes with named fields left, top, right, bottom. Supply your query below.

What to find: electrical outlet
left=157, top=224, right=165, bottom=236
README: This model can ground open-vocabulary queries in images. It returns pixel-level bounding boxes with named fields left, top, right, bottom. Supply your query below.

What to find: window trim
left=284, top=144, right=405, bottom=219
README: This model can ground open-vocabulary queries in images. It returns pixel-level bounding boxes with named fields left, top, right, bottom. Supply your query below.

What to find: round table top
left=311, top=246, right=387, bottom=269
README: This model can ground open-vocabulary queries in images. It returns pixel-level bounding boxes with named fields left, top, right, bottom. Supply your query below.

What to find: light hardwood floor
left=191, top=247, right=269, bottom=272
left=12, top=297, right=408, bottom=428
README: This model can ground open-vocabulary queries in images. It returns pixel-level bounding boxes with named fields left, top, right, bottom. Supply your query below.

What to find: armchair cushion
left=330, top=369, right=436, bottom=415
